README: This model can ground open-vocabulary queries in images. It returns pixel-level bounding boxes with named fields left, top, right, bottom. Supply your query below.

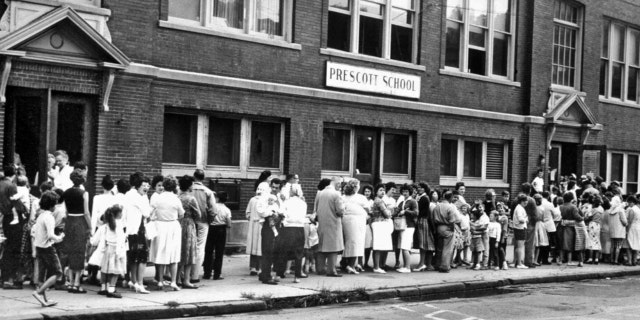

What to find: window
left=166, top=0, right=293, bottom=41
left=163, top=112, right=285, bottom=177
left=322, top=126, right=412, bottom=180
left=163, top=113, right=197, bottom=164
left=607, top=151, right=640, bottom=195
left=445, top=0, right=516, bottom=79
left=327, top=0, right=418, bottom=63
left=600, top=20, right=640, bottom=104
left=440, top=137, right=508, bottom=184
left=552, top=0, right=582, bottom=88
left=322, top=128, right=352, bottom=171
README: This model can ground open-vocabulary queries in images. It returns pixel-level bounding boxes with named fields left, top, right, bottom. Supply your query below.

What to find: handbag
left=393, top=201, right=407, bottom=231
left=145, top=220, right=158, bottom=240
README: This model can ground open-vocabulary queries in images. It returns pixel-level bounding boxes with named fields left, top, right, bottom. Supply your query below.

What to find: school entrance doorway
left=3, top=87, right=96, bottom=190
left=549, top=142, right=578, bottom=185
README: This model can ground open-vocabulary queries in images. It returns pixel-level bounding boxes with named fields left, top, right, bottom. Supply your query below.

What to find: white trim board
left=124, top=62, right=546, bottom=125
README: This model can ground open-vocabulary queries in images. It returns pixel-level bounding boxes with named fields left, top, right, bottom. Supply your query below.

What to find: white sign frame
left=325, top=61, right=421, bottom=99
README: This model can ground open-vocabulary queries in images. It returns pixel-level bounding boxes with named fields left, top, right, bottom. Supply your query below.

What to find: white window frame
left=327, top=0, right=420, bottom=64
left=320, top=125, right=413, bottom=183
left=440, top=137, right=509, bottom=188
left=443, top=0, right=518, bottom=81
left=551, top=0, right=583, bottom=90
left=606, top=151, right=640, bottom=195
left=165, top=0, right=294, bottom=43
left=600, top=19, right=640, bottom=106
left=379, top=131, right=412, bottom=181
left=162, top=113, right=285, bottom=179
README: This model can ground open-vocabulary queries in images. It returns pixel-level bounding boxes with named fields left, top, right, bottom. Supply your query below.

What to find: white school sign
left=325, top=61, right=421, bottom=99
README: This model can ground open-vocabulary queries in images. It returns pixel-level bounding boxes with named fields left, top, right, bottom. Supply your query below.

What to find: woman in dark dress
left=177, top=175, right=200, bottom=289
left=62, top=171, right=90, bottom=293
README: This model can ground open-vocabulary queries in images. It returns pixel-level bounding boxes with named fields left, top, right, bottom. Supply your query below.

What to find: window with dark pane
left=208, top=117, right=241, bottom=166
left=628, top=154, right=639, bottom=194
left=383, top=133, right=409, bottom=174
left=463, top=141, right=482, bottom=178
left=328, top=0, right=351, bottom=51
left=249, top=121, right=281, bottom=168
left=611, top=153, right=624, bottom=182
left=440, top=139, right=458, bottom=176
left=163, top=113, right=197, bottom=164
left=358, top=1, right=383, bottom=57
left=322, top=128, right=351, bottom=171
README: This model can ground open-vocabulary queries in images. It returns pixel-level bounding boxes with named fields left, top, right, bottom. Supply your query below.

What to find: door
left=3, top=88, right=95, bottom=190
left=4, top=88, right=49, bottom=186
left=354, top=129, right=378, bottom=186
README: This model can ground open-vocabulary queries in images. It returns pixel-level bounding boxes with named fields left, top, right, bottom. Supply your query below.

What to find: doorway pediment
left=545, top=91, right=599, bottom=128
left=0, top=5, right=129, bottom=69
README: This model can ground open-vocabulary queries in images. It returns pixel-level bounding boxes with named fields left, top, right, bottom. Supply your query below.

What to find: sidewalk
left=4, top=250, right=640, bottom=320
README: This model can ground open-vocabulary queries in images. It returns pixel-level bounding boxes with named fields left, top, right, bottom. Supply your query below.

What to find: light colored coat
left=315, top=185, right=345, bottom=253
left=608, top=205, right=628, bottom=239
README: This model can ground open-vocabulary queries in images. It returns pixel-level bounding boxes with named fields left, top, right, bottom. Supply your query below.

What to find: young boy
left=31, top=191, right=64, bottom=307
left=205, top=191, right=232, bottom=280
left=469, top=206, right=488, bottom=270
left=303, top=214, right=318, bottom=274
left=497, top=205, right=510, bottom=270
left=9, top=175, right=30, bottom=225
left=487, top=211, right=503, bottom=270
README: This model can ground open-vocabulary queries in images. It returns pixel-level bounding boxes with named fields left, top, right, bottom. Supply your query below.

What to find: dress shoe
left=326, top=273, right=342, bottom=277
left=262, top=279, right=278, bottom=285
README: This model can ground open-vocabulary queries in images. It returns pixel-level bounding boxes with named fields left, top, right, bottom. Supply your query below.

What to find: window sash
left=167, top=0, right=293, bottom=41
left=607, top=151, right=640, bottom=195
left=163, top=113, right=284, bottom=173
left=326, top=0, right=419, bottom=63
left=600, top=20, right=640, bottom=105
left=440, top=137, right=508, bottom=182
left=444, top=0, right=516, bottom=80
left=551, top=0, right=582, bottom=89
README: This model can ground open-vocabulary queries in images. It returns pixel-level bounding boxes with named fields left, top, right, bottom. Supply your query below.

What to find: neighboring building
left=0, top=0, right=637, bottom=243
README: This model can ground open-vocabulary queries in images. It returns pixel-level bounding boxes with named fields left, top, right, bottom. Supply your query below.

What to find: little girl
left=469, top=207, right=488, bottom=270
left=266, top=195, right=282, bottom=237
left=96, top=205, right=127, bottom=298
left=303, top=215, right=319, bottom=274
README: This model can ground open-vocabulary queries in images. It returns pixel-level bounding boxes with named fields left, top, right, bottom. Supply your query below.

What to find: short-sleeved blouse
left=150, top=191, right=185, bottom=221
left=371, top=198, right=391, bottom=222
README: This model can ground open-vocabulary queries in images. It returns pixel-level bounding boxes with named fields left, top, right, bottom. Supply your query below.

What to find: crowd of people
left=247, top=171, right=640, bottom=285
left=1, top=149, right=639, bottom=307
left=0, top=150, right=231, bottom=307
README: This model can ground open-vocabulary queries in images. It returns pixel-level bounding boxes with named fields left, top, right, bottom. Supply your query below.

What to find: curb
left=31, top=268, right=640, bottom=320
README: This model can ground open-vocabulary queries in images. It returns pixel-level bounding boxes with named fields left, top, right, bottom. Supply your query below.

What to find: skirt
left=586, top=222, right=602, bottom=250
left=364, top=224, right=373, bottom=249
left=574, top=225, right=587, bottom=251
left=63, top=215, right=88, bottom=270
left=343, top=214, right=367, bottom=257
left=100, top=243, right=126, bottom=276
left=562, top=227, right=575, bottom=251
left=371, top=219, right=393, bottom=251
left=180, top=218, right=198, bottom=265
left=416, top=218, right=435, bottom=251
left=149, top=220, right=182, bottom=265
left=601, top=228, right=611, bottom=254
left=399, top=227, right=415, bottom=251
left=534, top=221, right=549, bottom=247
left=626, top=225, right=640, bottom=251
left=453, top=225, right=464, bottom=250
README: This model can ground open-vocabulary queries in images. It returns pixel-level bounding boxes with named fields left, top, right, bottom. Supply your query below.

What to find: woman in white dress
left=625, top=196, right=640, bottom=266
left=245, top=182, right=270, bottom=275
left=149, top=178, right=184, bottom=291
left=371, top=185, right=393, bottom=273
left=360, top=185, right=375, bottom=270
left=341, top=179, right=370, bottom=274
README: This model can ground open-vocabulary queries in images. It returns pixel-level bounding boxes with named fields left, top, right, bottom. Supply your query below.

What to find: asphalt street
left=193, top=276, right=640, bottom=320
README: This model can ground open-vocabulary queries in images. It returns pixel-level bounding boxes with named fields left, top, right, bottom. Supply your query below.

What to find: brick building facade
left=0, top=0, right=638, bottom=244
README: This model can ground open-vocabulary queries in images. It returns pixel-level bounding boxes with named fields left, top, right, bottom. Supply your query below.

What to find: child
left=266, top=195, right=282, bottom=238
left=303, top=214, right=319, bottom=274
left=205, top=191, right=232, bottom=280
left=534, top=195, right=549, bottom=266
left=487, top=211, right=503, bottom=270
left=455, top=204, right=471, bottom=267
left=497, top=205, right=510, bottom=270
left=9, top=175, right=30, bottom=225
left=469, top=206, right=488, bottom=270
left=31, top=191, right=64, bottom=307
left=96, top=205, right=127, bottom=298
